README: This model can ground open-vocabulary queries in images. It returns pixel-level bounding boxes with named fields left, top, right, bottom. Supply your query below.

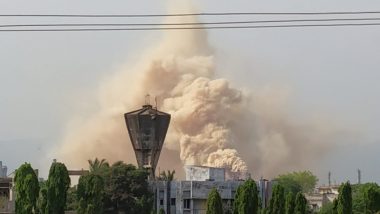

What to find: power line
left=3, top=17, right=380, bottom=28
left=2, top=11, right=380, bottom=18
left=1, top=22, right=380, bottom=32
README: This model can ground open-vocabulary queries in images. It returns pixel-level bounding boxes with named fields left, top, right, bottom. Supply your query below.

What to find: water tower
left=124, top=96, right=171, bottom=180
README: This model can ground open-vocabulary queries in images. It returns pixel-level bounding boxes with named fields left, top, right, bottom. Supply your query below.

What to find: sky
left=1, top=0, right=380, bottom=185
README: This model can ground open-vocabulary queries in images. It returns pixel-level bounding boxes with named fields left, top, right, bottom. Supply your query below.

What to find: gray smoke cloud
left=55, top=12, right=342, bottom=179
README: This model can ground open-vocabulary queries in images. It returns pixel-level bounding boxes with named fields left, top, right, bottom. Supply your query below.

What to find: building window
left=160, top=199, right=164, bottom=206
left=184, top=199, right=190, bottom=209
left=171, top=198, right=176, bottom=206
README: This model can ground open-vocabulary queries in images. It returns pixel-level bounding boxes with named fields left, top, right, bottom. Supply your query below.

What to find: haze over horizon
left=1, top=0, right=380, bottom=185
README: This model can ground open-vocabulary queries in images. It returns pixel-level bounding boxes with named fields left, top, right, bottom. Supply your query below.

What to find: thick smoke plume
left=56, top=14, right=340, bottom=179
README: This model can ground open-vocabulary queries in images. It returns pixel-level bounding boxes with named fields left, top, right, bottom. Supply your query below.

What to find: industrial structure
left=124, top=98, right=171, bottom=179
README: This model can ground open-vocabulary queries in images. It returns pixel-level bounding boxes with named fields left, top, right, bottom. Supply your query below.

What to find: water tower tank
left=124, top=102, right=170, bottom=179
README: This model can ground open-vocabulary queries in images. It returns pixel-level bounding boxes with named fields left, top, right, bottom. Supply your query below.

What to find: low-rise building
left=153, top=166, right=273, bottom=214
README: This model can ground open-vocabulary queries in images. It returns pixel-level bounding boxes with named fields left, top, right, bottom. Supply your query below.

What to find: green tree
left=332, top=199, right=338, bottom=214
left=66, top=186, right=78, bottom=211
left=337, top=182, right=352, bottom=214
left=275, top=171, right=318, bottom=194
left=285, top=192, right=295, bottom=214
left=159, top=208, right=166, bottom=214
left=268, top=184, right=285, bottom=214
left=158, top=170, right=176, bottom=181
left=234, top=179, right=259, bottom=214
left=318, top=201, right=335, bottom=214
left=36, top=181, right=47, bottom=214
left=364, top=184, right=380, bottom=213
left=106, top=161, right=153, bottom=213
left=45, top=161, right=71, bottom=214
left=88, top=158, right=110, bottom=176
left=233, top=185, right=243, bottom=214
left=14, top=163, right=40, bottom=214
left=294, top=192, right=307, bottom=214
left=77, top=173, right=104, bottom=214
left=206, top=188, right=223, bottom=214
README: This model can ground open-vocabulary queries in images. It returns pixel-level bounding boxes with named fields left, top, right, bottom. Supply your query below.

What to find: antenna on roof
left=145, top=94, right=151, bottom=106
left=328, top=171, right=331, bottom=186
left=154, top=97, right=158, bottom=110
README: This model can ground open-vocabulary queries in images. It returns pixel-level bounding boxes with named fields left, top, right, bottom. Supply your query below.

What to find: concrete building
left=0, top=162, right=7, bottom=178
left=184, top=165, right=225, bottom=182
left=0, top=177, right=14, bottom=213
left=305, top=185, right=339, bottom=212
left=153, top=166, right=273, bottom=214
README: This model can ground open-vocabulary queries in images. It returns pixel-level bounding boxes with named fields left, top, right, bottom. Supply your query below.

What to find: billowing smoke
left=55, top=13, right=341, bottom=179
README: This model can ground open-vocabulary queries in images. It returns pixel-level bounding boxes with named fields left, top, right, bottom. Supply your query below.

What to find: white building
left=153, top=166, right=273, bottom=214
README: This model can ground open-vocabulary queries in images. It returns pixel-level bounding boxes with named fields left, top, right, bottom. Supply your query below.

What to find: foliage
left=318, top=201, right=334, bottom=214
left=275, top=171, right=318, bottom=194
left=158, top=170, right=176, bottom=181
left=159, top=208, right=166, bottom=214
left=45, top=161, right=71, bottom=214
left=88, top=158, right=110, bottom=176
left=337, top=182, right=352, bottom=214
left=233, top=179, right=259, bottom=214
left=66, top=186, right=78, bottom=211
left=350, top=183, right=380, bottom=214
left=285, top=192, right=295, bottom=214
left=14, top=163, right=40, bottom=214
left=294, top=192, right=307, bottom=214
left=206, top=188, right=223, bottom=214
left=363, top=184, right=380, bottom=213
left=77, top=174, right=104, bottom=214
left=267, top=184, right=285, bottom=214
left=233, top=185, right=243, bottom=214
left=105, top=161, right=153, bottom=213
left=36, top=181, right=47, bottom=214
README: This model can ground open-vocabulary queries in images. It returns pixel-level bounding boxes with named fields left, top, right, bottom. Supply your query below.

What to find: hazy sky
left=1, top=0, right=380, bottom=184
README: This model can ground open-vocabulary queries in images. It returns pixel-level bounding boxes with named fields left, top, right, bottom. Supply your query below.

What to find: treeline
left=206, top=179, right=310, bottom=214
left=14, top=158, right=154, bottom=214
left=319, top=182, right=380, bottom=214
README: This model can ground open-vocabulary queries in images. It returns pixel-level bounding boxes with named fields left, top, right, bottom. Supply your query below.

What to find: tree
left=275, top=171, right=318, bottom=194
left=285, top=192, right=295, bottom=214
left=351, top=183, right=380, bottom=213
left=158, top=170, right=176, bottom=181
left=233, top=185, right=243, bottom=214
left=106, top=161, right=153, bottom=213
left=332, top=199, right=338, bottom=214
left=77, top=174, right=104, bottom=214
left=206, top=188, right=223, bottom=214
left=318, top=201, right=335, bottom=214
left=267, top=184, right=285, bottom=214
left=37, top=181, right=47, bottom=214
left=159, top=208, right=166, bottom=214
left=337, top=182, right=352, bottom=214
left=364, top=184, right=380, bottom=213
left=233, top=179, right=259, bottom=214
left=294, top=192, right=307, bottom=214
left=88, top=158, right=109, bottom=175
left=45, top=161, right=71, bottom=214
left=14, top=163, right=40, bottom=214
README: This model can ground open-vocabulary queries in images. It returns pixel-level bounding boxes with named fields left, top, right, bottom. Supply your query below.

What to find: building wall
left=184, top=166, right=225, bottom=182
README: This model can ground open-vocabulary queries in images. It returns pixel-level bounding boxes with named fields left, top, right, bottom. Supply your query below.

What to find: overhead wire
left=2, top=11, right=380, bottom=32
left=2, top=11, right=380, bottom=17
left=3, top=17, right=380, bottom=28
left=1, top=22, right=380, bottom=32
